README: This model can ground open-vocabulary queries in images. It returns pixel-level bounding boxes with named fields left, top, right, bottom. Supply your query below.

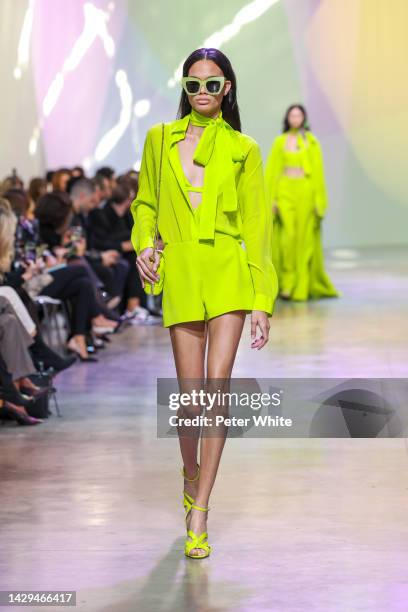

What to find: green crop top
left=176, top=143, right=204, bottom=211
left=282, top=148, right=305, bottom=167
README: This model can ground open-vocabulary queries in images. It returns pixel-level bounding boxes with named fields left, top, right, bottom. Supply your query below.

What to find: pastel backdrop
left=1, top=0, right=407, bottom=248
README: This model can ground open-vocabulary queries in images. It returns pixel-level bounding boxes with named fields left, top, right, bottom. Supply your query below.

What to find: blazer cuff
left=314, top=202, right=326, bottom=218
left=252, top=293, right=274, bottom=317
left=136, top=236, right=155, bottom=254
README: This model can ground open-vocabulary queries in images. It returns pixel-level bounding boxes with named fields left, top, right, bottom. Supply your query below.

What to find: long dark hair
left=176, top=48, right=241, bottom=132
left=282, top=104, right=310, bottom=133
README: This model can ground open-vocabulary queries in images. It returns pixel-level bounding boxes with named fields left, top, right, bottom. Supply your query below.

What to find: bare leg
left=126, top=297, right=141, bottom=312
left=91, top=315, right=117, bottom=328
left=67, top=334, right=91, bottom=360
left=169, top=321, right=207, bottom=503
left=189, top=311, right=246, bottom=555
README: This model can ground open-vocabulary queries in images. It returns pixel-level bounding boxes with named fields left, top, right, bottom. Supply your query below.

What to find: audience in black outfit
left=89, top=181, right=146, bottom=316
left=0, top=164, right=160, bottom=428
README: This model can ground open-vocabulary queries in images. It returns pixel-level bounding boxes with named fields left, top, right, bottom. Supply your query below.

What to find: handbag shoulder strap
left=153, top=122, right=165, bottom=246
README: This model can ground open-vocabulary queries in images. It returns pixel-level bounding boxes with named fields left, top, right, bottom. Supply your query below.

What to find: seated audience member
left=35, top=189, right=73, bottom=248
left=0, top=353, right=43, bottom=418
left=2, top=188, right=30, bottom=218
left=89, top=181, right=149, bottom=320
left=66, top=177, right=130, bottom=309
left=3, top=188, right=41, bottom=255
left=95, top=166, right=116, bottom=193
left=45, top=170, right=54, bottom=192
left=29, top=177, right=47, bottom=207
left=35, top=189, right=122, bottom=320
left=65, top=176, right=99, bottom=243
left=2, top=193, right=118, bottom=361
left=0, top=198, right=75, bottom=372
left=71, top=166, right=85, bottom=179
left=94, top=173, right=112, bottom=209
left=52, top=169, right=71, bottom=192
left=0, top=303, right=43, bottom=426
left=0, top=171, right=24, bottom=194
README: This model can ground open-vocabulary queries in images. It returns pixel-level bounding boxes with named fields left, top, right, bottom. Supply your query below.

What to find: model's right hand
left=272, top=203, right=279, bottom=216
left=250, top=310, right=270, bottom=350
left=136, top=247, right=160, bottom=288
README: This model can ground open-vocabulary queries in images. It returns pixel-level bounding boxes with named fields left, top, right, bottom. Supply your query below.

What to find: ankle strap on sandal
left=181, top=464, right=200, bottom=482
left=191, top=503, right=210, bottom=512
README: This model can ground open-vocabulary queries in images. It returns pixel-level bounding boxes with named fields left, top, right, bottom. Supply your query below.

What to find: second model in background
left=265, top=104, right=339, bottom=302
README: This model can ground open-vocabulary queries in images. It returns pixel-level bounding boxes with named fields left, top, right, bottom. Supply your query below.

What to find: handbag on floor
left=24, top=373, right=52, bottom=419
left=144, top=122, right=165, bottom=296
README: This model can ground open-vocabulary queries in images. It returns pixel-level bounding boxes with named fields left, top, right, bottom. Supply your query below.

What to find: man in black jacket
left=88, top=181, right=148, bottom=318
left=67, top=177, right=129, bottom=309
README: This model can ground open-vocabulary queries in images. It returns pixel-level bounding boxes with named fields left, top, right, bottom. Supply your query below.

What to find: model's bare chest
left=177, top=134, right=205, bottom=187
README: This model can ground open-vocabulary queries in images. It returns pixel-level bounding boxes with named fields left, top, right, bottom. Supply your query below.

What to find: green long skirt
left=272, top=175, right=339, bottom=301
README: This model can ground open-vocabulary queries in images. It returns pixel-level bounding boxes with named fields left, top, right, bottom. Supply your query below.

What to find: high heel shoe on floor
left=67, top=349, right=98, bottom=363
left=113, top=319, right=127, bottom=334
left=92, top=337, right=107, bottom=350
left=0, top=386, right=36, bottom=408
left=66, top=339, right=98, bottom=363
left=181, top=464, right=200, bottom=524
left=184, top=504, right=211, bottom=559
left=98, top=334, right=111, bottom=343
left=92, top=317, right=120, bottom=335
left=1, top=402, right=43, bottom=426
left=19, top=384, right=49, bottom=399
left=92, top=326, right=116, bottom=335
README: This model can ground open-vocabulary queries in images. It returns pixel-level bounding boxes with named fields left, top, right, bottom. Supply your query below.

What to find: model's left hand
left=251, top=310, right=270, bottom=350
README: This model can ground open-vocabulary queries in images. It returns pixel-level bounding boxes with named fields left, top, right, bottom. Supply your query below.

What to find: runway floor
left=1, top=246, right=408, bottom=611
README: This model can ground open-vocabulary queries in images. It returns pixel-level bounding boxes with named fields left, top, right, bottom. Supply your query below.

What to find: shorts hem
left=206, top=305, right=253, bottom=321
left=163, top=314, right=206, bottom=328
left=163, top=305, right=253, bottom=327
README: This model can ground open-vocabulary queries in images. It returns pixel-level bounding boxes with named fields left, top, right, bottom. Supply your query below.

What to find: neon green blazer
left=264, top=131, right=329, bottom=218
left=130, top=113, right=279, bottom=315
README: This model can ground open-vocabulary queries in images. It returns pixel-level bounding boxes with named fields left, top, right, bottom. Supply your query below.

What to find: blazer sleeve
left=239, top=140, right=279, bottom=316
left=130, top=127, right=158, bottom=254
left=264, top=136, right=284, bottom=217
left=310, top=136, right=328, bottom=218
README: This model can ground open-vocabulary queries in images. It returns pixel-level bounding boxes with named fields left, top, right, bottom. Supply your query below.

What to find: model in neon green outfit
left=131, top=107, right=278, bottom=326
left=131, top=48, right=278, bottom=560
left=264, top=104, right=339, bottom=301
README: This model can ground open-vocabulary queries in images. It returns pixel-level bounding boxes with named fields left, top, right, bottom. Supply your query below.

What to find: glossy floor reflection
left=1, top=246, right=408, bottom=611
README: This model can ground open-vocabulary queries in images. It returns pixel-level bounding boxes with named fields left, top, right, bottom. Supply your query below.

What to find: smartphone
left=70, top=226, right=84, bottom=242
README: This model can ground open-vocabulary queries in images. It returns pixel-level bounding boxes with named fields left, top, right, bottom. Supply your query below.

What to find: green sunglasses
left=181, top=76, right=226, bottom=96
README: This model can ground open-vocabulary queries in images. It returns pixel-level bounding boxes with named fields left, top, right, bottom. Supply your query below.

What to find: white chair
left=34, top=296, right=70, bottom=353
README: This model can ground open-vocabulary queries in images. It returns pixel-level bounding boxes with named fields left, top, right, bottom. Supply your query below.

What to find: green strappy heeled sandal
left=181, top=464, right=200, bottom=522
left=184, top=504, right=211, bottom=559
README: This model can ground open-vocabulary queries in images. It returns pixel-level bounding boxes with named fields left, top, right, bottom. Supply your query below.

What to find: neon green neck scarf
left=187, top=107, right=239, bottom=240
left=285, top=129, right=311, bottom=175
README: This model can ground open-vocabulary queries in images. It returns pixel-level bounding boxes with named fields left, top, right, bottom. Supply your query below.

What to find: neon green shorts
left=161, top=233, right=255, bottom=327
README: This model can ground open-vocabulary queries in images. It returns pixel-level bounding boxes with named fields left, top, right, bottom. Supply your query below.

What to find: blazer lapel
left=166, top=115, right=193, bottom=211
left=164, top=115, right=246, bottom=214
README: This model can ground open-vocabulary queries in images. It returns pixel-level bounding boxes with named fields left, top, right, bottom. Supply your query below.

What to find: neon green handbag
left=144, top=122, right=165, bottom=296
